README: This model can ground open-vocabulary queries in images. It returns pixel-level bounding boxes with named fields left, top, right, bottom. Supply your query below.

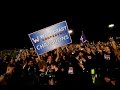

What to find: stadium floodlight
left=108, top=24, right=114, bottom=28
left=69, top=29, right=73, bottom=34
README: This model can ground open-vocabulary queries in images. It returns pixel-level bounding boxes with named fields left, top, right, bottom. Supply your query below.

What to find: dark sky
left=0, top=3, right=120, bottom=49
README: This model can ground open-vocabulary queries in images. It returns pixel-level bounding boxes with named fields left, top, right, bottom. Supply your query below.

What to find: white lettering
left=39, top=34, right=45, bottom=39
left=36, top=44, right=44, bottom=50
left=61, top=35, right=69, bottom=40
left=36, top=35, right=69, bottom=50
left=39, top=26, right=67, bottom=39
left=32, top=36, right=40, bottom=43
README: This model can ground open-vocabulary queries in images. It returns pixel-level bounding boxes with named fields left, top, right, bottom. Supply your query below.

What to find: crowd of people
left=0, top=37, right=120, bottom=89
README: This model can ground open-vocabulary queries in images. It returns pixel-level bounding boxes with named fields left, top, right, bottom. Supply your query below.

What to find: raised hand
left=109, top=37, right=114, bottom=41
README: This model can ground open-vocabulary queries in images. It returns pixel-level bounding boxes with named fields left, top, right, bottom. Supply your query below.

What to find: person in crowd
left=21, top=57, right=38, bottom=86
left=0, top=64, right=16, bottom=86
left=38, top=55, right=47, bottom=85
left=0, top=36, right=119, bottom=89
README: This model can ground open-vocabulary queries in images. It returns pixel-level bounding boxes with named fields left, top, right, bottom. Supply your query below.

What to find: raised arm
left=109, top=37, right=117, bottom=50
left=55, top=48, right=60, bottom=62
left=96, top=44, right=102, bottom=53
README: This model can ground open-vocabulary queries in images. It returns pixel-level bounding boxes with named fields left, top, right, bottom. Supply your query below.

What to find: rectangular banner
left=28, top=21, right=72, bottom=55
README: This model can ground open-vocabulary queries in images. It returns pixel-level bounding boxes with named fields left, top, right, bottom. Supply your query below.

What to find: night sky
left=0, top=3, right=120, bottom=49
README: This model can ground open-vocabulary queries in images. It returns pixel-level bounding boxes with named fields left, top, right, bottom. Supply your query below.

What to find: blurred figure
left=21, top=58, right=38, bottom=86
left=9, top=57, right=15, bottom=66
left=48, top=62, right=62, bottom=85
left=0, top=64, right=16, bottom=86
left=38, top=56, right=47, bottom=85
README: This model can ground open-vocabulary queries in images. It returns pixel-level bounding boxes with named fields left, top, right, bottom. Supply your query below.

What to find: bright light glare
left=69, top=30, right=73, bottom=34
left=108, top=24, right=114, bottom=28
